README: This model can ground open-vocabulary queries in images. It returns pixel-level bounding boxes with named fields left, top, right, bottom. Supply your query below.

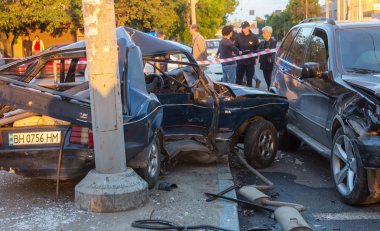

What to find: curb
left=217, top=156, right=240, bottom=231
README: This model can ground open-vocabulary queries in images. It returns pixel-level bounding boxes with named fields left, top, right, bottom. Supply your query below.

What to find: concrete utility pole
left=189, top=0, right=199, bottom=24
left=305, top=0, right=308, bottom=18
left=337, top=0, right=341, bottom=20
left=326, top=0, right=330, bottom=18
left=75, top=0, right=148, bottom=212
left=358, top=0, right=363, bottom=20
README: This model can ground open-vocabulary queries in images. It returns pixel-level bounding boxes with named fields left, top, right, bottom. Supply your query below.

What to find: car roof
left=56, top=27, right=192, bottom=57
left=298, top=20, right=380, bottom=30
left=334, top=21, right=380, bottom=29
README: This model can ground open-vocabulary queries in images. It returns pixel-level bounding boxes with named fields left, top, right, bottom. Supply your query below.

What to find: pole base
left=75, top=168, right=148, bottom=212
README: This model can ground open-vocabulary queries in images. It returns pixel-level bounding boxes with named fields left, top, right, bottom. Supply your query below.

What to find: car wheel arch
left=331, top=117, right=343, bottom=142
left=230, top=115, right=272, bottom=146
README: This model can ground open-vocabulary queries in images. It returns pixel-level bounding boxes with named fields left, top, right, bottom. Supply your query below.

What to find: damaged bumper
left=357, top=136, right=380, bottom=169
left=0, top=148, right=94, bottom=179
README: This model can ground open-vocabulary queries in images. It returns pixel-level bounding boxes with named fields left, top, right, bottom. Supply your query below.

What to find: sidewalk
left=0, top=156, right=239, bottom=231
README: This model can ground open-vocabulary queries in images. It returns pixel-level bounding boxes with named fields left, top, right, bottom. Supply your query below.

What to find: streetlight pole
left=305, top=0, right=308, bottom=18
left=75, top=0, right=148, bottom=212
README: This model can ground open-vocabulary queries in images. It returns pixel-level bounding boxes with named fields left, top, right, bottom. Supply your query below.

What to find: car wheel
left=331, top=128, right=369, bottom=204
left=244, top=120, right=278, bottom=169
left=136, top=137, right=161, bottom=189
left=278, top=130, right=301, bottom=151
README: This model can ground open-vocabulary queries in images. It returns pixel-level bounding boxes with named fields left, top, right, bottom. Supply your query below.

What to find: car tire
left=331, top=128, right=369, bottom=205
left=244, top=120, right=278, bottom=169
left=278, top=130, right=301, bottom=151
left=136, top=136, right=161, bottom=189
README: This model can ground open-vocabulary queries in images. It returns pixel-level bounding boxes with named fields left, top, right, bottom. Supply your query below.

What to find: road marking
left=313, top=211, right=380, bottom=220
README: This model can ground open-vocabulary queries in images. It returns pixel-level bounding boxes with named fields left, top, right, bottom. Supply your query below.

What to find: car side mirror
left=300, top=62, right=323, bottom=80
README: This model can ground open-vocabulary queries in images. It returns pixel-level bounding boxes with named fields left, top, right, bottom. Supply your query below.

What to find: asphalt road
left=230, top=68, right=380, bottom=231
left=230, top=144, right=380, bottom=231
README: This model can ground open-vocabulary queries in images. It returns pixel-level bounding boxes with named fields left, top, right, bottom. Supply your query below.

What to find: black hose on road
left=131, top=219, right=234, bottom=231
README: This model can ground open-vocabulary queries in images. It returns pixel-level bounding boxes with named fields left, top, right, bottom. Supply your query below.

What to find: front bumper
left=357, top=136, right=380, bottom=169
left=0, top=147, right=94, bottom=179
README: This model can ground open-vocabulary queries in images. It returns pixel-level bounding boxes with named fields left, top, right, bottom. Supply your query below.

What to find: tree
left=0, top=0, right=83, bottom=56
left=267, top=0, right=321, bottom=41
left=115, top=0, right=185, bottom=35
left=267, top=10, right=293, bottom=41
left=256, top=17, right=266, bottom=31
left=286, top=0, right=321, bottom=23
left=195, top=0, right=238, bottom=41
left=115, top=0, right=237, bottom=43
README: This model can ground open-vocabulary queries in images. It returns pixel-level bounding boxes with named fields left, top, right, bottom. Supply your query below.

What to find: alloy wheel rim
left=332, top=135, right=357, bottom=196
left=148, top=142, right=159, bottom=178
left=258, top=130, right=274, bottom=159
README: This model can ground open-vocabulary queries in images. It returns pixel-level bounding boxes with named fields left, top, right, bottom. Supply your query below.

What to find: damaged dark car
left=272, top=20, right=380, bottom=204
left=0, top=27, right=288, bottom=188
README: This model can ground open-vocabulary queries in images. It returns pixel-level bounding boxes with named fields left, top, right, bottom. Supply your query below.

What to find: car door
left=278, top=27, right=314, bottom=128
left=295, top=28, right=342, bottom=147
left=149, top=53, right=214, bottom=138
left=273, top=27, right=300, bottom=124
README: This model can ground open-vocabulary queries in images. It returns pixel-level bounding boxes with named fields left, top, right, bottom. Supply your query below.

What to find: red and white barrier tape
left=197, top=48, right=278, bottom=65
left=1, top=48, right=278, bottom=66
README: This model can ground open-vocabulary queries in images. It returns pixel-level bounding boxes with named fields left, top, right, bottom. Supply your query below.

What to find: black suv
left=272, top=18, right=380, bottom=205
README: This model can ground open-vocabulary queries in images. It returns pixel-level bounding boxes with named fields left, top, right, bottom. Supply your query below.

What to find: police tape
left=197, top=48, right=278, bottom=65
left=1, top=48, right=279, bottom=66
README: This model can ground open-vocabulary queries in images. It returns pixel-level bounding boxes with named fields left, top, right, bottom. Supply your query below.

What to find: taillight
left=88, top=129, right=93, bottom=148
left=70, top=126, right=93, bottom=148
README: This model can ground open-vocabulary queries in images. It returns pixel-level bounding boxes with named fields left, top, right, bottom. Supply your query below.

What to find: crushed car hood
left=219, top=82, right=286, bottom=98
left=342, top=75, right=380, bottom=97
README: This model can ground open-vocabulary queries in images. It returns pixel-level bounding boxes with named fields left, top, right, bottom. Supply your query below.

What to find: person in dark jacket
left=218, top=25, right=241, bottom=83
left=259, top=26, right=277, bottom=90
left=234, top=21, right=259, bottom=87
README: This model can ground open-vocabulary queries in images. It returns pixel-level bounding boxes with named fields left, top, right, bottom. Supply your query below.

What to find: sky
left=228, top=0, right=325, bottom=21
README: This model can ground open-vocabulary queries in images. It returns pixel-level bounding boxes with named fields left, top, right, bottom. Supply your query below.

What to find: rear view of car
left=0, top=108, right=94, bottom=179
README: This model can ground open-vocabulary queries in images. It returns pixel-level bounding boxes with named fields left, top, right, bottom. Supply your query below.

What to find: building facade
left=322, top=0, right=380, bottom=20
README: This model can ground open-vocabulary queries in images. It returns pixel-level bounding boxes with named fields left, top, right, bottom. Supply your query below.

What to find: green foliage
left=115, top=0, right=189, bottom=42
left=286, top=0, right=321, bottom=23
left=115, top=0, right=237, bottom=44
left=0, top=0, right=237, bottom=50
left=267, top=0, right=321, bottom=40
left=196, top=0, right=237, bottom=40
left=0, top=0, right=83, bottom=55
left=267, top=10, right=293, bottom=40
left=256, top=17, right=266, bottom=31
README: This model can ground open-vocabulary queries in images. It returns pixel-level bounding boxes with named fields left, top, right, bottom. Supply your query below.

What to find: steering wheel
left=163, top=74, right=189, bottom=90
left=145, top=74, right=164, bottom=93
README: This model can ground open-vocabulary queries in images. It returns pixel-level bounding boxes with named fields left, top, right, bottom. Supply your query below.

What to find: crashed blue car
left=0, top=27, right=288, bottom=188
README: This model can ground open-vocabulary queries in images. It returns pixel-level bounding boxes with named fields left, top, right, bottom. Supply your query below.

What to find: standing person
left=259, top=26, right=277, bottom=91
left=218, top=25, right=241, bottom=83
left=22, top=35, right=32, bottom=57
left=190, top=24, right=207, bottom=62
left=234, top=21, right=260, bottom=88
left=32, top=35, right=44, bottom=55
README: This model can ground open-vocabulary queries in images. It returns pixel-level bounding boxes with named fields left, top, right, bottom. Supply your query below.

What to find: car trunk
left=0, top=107, right=93, bottom=149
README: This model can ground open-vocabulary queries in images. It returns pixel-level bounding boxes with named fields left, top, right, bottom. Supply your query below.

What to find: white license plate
left=9, top=131, right=61, bottom=146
